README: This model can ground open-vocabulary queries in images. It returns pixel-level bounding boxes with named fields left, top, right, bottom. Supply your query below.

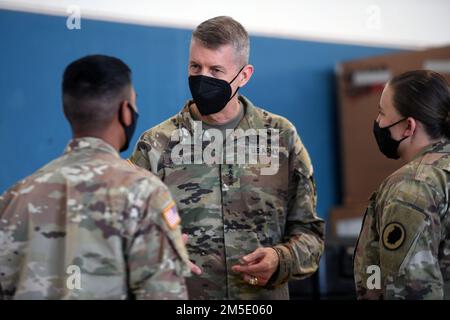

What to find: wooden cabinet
left=329, top=46, right=450, bottom=239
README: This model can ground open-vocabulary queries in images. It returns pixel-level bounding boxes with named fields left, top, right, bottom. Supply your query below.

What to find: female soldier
left=354, top=70, right=450, bottom=299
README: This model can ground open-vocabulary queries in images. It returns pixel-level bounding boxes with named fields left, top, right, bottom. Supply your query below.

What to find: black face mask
left=119, top=103, right=139, bottom=152
left=373, top=118, right=408, bottom=159
left=188, top=65, right=245, bottom=116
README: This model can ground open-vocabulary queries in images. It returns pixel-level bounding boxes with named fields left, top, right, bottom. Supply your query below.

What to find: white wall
left=1, top=0, right=449, bottom=49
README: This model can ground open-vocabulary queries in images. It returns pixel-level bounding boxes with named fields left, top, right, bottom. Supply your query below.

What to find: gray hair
left=192, top=16, right=250, bottom=67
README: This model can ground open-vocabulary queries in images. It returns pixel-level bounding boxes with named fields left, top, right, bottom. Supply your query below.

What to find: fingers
left=181, top=234, right=202, bottom=275
left=232, top=248, right=269, bottom=273
left=232, top=261, right=267, bottom=274
left=240, top=248, right=265, bottom=264
left=189, top=261, right=202, bottom=275
left=182, top=233, right=188, bottom=245
left=232, top=248, right=279, bottom=287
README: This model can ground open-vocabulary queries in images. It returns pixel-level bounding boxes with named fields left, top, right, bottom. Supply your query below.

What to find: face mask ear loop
left=398, top=135, right=409, bottom=143
left=384, top=117, right=407, bottom=129
left=398, top=121, right=412, bottom=144
left=227, top=65, right=246, bottom=101
left=229, top=65, right=247, bottom=85
left=229, top=86, right=240, bottom=101
left=388, top=117, right=410, bottom=143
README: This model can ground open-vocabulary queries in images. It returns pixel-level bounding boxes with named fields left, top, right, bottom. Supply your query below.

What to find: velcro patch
left=382, top=222, right=406, bottom=251
left=162, top=201, right=181, bottom=230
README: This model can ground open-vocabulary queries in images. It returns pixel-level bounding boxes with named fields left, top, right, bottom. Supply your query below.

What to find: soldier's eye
left=190, top=64, right=201, bottom=72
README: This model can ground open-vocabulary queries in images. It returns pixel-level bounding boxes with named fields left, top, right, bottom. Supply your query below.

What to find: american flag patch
left=162, top=201, right=180, bottom=230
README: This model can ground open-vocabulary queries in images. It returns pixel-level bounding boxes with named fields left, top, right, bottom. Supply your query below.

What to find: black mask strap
left=384, top=117, right=409, bottom=143
left=228, top=65, right=246, bottom=101
left=229, top=65, right=246, bottom=85
left=383, top=117, right=407, bottom=129
left=119, top=102, right=138, bottom=152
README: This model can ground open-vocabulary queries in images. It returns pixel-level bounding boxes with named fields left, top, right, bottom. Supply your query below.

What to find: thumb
left=189, top=261, right=202, bottom=275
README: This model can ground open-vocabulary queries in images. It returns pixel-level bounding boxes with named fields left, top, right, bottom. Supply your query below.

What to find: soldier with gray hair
left=0, top=55, right=190, bottom=299
left=130, top=16, right=325, bottom=299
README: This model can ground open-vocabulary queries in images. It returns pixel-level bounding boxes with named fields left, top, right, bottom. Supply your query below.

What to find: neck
left=401, top=135, right=441, bottom=162
left=72, top=130, right=122, bottom=152
left=193, top=97, right=241, bottom=125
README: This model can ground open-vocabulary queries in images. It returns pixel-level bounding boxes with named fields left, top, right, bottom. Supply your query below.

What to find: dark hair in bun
left=389, top=70, right=450, bottom=139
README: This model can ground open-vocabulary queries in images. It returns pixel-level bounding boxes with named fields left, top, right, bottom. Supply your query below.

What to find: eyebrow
left=189, top=61, right=225, bottom=70
left=210, top=65, right=225, bottom=70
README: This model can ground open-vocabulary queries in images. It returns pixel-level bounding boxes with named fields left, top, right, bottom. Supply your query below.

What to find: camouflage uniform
left=130, top=95, right=325, bottom=299
left=354, top=140, right=450, bottom=299
left=0, top=137, right=190, bottom=299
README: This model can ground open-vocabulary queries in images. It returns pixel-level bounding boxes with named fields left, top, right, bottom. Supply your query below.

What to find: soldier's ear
left=404, top=117, right=416, bottom=138
left=119, top=101, right=132, bottom=127
left=238, top=64, right=254, bottom=88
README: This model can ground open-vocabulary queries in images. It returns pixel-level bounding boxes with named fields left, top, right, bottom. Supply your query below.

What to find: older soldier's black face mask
left=373, top=118, right=408, bottom=159
left=119, top=103, right=139, bottom=152
left=188, top=65, right=245, bottom=116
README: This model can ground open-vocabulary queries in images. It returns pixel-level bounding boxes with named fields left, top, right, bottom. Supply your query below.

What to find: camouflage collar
left=65, top=137, right=119, bottom=157
left=412, top=139, right=450, bottom=161
left=176, top=95, right=258, bottom=134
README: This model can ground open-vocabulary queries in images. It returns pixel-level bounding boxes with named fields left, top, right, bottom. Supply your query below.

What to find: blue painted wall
left=0, top=9, right=397, bottom=220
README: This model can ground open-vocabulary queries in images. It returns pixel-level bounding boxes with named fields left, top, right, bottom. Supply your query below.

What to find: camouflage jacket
left=130, top=95, right=325, bottom=299
left=0, top=137, right=190, bottom=299
left=354, top=140, right=450, bottom=299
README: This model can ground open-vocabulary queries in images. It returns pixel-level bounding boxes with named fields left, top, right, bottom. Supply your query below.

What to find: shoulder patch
left=382, top=222, right=406, bottom=250
left=162, top=201, right=181, bottom=230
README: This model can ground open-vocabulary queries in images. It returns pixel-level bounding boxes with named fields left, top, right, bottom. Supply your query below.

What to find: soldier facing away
left=0, top=55, right=190, bottom=299
left=354, top=70, right=450, bottom=299
left=130, top=16, right=325, bottom=299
